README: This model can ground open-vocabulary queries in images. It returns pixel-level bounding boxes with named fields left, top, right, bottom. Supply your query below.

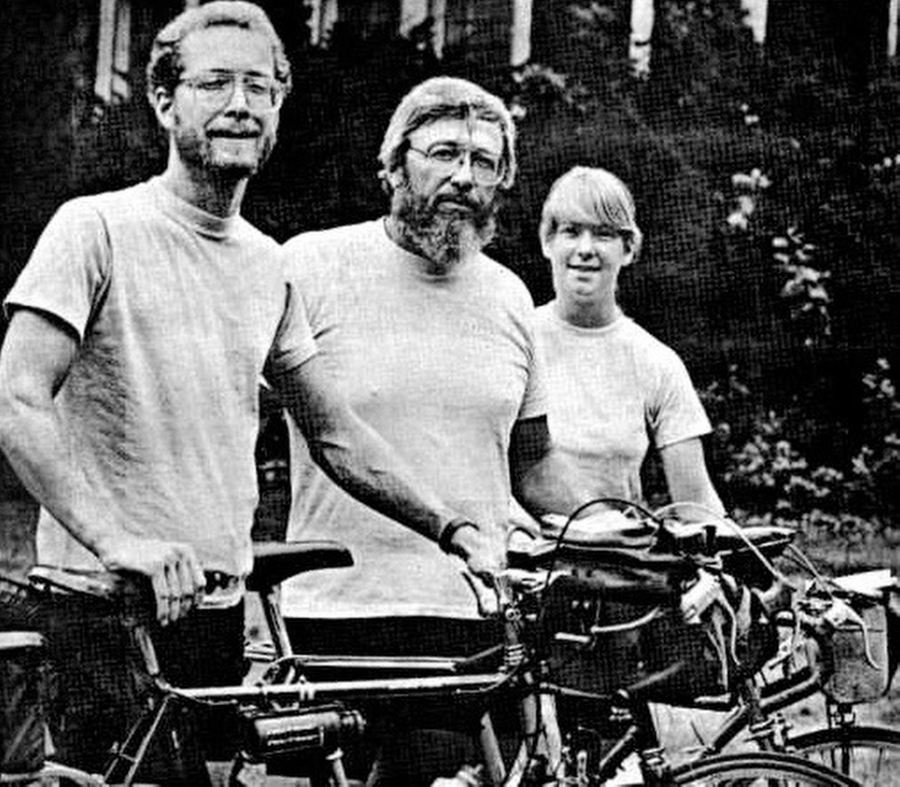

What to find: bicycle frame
left=19, top=529, right=890, bottom=787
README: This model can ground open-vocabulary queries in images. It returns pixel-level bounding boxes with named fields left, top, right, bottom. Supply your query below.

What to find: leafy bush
left=700, top=360, right=898, bottom=555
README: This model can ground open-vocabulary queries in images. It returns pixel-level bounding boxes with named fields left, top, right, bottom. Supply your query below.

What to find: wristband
left=439, top=517, right=478, bottom=555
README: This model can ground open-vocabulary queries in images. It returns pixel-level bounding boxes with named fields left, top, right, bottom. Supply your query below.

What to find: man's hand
left=446, top=521, right=505, bottom=577
left=97, top=534, right=206, bottom=626
left=443, top=521, right=506, bottom=617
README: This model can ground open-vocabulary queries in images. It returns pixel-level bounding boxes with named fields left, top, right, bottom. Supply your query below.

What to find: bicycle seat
left=247, top=540, right=353, bottom=592
left=28, top=540, right=353, bottom=601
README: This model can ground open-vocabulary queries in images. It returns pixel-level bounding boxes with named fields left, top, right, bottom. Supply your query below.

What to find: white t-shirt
left=4, top=178, right=317, bottom=579
left=534, top=304, right=711, bottom=504
left=281, top=219, right=547, bottom=619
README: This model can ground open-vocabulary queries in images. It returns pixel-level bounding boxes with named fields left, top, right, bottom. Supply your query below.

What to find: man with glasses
left=280, top=77, right=589, bottom=785
left=0, top=9, right=496, bottom=780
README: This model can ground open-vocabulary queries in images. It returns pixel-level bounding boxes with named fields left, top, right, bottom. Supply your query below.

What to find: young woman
left=535, top=166, right=731, bottom=760
left=535, top=165, right=724, bottom=520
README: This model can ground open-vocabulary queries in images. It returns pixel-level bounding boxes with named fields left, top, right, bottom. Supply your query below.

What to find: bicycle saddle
left=247, top=539, right=353, bottom=591
left=27, top=540, right=354, bottom=601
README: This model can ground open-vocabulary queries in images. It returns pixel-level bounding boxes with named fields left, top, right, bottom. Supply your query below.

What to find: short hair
left=540, top=166, right=643, bottom=257
left=146, top=1, right=292, bottom=99
left=378, top=76, right=517, bottom=190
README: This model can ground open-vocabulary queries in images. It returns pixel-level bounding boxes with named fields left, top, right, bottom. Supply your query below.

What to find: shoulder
left=234, top=215, right=281, bottom=253
left=63, top=182, right=152, bottom=224
left=30, top=187, right=149, bottom=256
left=618, top=320, right=700, bottom=408
left=283, top=220, right=377, bottom=259
left=534, top=301, right=556, bottom=326
left=473, top=254, right=536, bottom=308
left=280, top=221, right=382, bottom=310
left=619, top=318, right=684, bottom=366
left=42, top=183, right=170, bottom=246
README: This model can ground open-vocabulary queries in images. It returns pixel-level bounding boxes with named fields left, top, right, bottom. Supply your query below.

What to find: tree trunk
left=741, top=0, right=769, bottom=45
left=510, top=0, right=533, bottom=66
left=629, top=0, right=654, bottom=77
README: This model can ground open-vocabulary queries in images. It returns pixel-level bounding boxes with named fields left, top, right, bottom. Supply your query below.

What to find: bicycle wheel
left=671, top=751, right=860, bottom=785
left=788, top=725, right=900, bottom=783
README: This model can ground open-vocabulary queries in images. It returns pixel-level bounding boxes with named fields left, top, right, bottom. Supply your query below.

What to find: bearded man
left=0, top=11, right=502, bottom=777
left=280, top=76, right=590, bottom=786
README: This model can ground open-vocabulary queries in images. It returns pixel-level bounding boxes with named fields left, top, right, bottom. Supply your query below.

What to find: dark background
left=1, top=0, right=897, bottom=562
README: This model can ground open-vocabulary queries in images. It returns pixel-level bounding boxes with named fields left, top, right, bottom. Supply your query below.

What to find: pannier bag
left=819, top=584, right=899, bottom=705
left=0, top=630, right=47, bottom=776
left=513, top=511, right=787, bottom=707
left=535, top=570, right=776, bottom=706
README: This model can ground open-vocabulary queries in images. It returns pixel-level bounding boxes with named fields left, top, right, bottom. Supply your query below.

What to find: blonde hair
left=378, top=76, right=517, bottom=191
left=146, top=1, right=291, bottom=98
left=540, top=166, right=643, bottom=256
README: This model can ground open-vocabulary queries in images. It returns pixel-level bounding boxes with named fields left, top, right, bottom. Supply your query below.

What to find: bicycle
left=241, top=503, right=864, bottom=785
left=0, top=510, right=878, bottom=786
left=499, top=499, right=900, bottom=784
left=647, top=502, right=900, bottom=784
left=0, top=539, right=369, bottom=786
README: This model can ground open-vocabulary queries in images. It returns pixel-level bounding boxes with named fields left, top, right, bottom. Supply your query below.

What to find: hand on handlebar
left=445, top=521, right=506, bottom=617
left=96, top=534, right=206, bottom=626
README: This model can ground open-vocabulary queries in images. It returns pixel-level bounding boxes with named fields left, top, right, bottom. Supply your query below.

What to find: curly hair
left=378, top=76, right=517, bottom=191
left=146, top=1, right=291, bottom=100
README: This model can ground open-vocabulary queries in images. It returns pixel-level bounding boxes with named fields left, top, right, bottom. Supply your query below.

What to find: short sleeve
left=648, top=353, right=712, bottom=448
left=265, top=276, right=318, bottom=376
left=515, top=284, right=549, bottom=423
left=4, top=199, right=111, bottom=341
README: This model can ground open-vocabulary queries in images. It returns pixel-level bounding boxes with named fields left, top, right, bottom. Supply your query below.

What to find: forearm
left=0, top=395, right=122, bottom=560
left=513, top=448, right=595, bottom=521
left=667, top=483, right=726, bottom=521
left=660, top=438, right=726, bottom=521
left=274, top=355, right=466, bottom=544
left=0, top=310, right=204, bottom=623
left=510, top=416, right=596, bottom=521
left=303, top=416, right=458, bottom=543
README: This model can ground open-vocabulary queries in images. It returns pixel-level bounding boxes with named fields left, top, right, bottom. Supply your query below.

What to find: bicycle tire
left=670, top=751, right=860, bottom=785
left=788, top=725, right=900, bottom=783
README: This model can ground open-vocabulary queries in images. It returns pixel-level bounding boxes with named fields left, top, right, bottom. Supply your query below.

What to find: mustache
left=392, top=179, right=500, bottom=233
left=206, top=124, right=260, bottom=136
left=433, top=192, right=482, bottom=210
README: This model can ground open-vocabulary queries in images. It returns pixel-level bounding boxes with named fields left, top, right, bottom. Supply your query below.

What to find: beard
left=173, top=122, right=276, bottom=178
left=391, top=181, right=498, bottom=272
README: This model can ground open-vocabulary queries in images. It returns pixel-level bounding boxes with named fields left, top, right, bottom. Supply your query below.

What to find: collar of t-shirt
left=149, top=176, right=240, bottom=241
left=548, top=304, right=629, bottom=337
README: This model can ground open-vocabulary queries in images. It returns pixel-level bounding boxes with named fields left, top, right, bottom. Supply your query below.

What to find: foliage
left=1, top=0, right=896, bottom=543
left=508, top=63, right=590, bottom=118
left=771, top=226, right=831, bottom=347
left=699, top=359, right=898, bottom=552
left=512, top=0, right=897, bottom=500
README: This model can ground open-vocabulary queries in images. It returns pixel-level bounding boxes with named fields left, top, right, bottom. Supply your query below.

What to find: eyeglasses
left=178, top=71, right=284, bottom=112
left=407, top=144, right=504, bottom=186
